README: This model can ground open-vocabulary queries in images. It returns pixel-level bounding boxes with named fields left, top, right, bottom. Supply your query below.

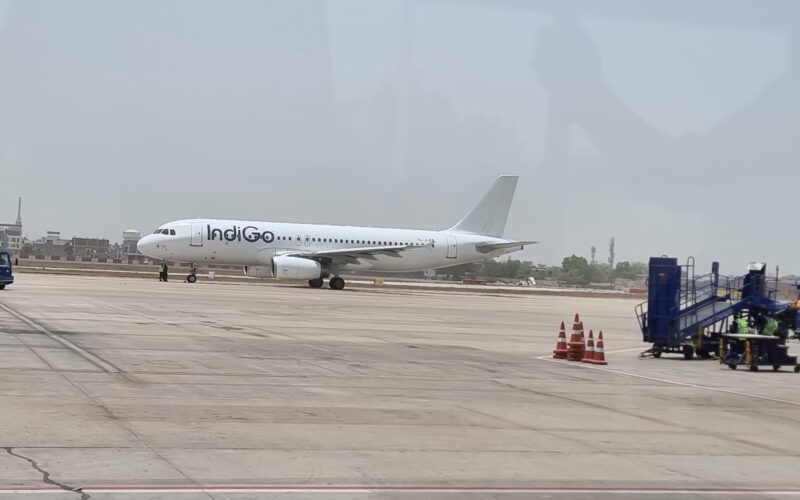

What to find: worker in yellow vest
left=732, top=314, right=750, bottom=335
left=761, top=316, right=779, bottom=336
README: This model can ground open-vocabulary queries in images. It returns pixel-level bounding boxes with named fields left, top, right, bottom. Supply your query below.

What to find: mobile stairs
left=636, top=257, right=757, bottom=359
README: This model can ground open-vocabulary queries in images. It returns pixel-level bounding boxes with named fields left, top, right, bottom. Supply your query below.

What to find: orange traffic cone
left=582, top=330, right=595, bottom=363
left=552, top=321, right=568, bottom=359
left=567, top=314, right=585, bottom=362
left=589, top=330, right=608, bottom=365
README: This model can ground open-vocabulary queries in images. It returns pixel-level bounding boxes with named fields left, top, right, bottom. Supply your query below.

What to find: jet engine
left=271, top=256, right=322, bottom=280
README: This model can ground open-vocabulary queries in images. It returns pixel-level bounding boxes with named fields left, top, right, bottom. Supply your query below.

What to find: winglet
left=449, top=175, right=519, bottom=238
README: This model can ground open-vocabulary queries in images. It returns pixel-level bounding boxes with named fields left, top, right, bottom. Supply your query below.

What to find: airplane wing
left=475, top=240, right=538, bottom=254
left=284, top=242, right=434, bottom=265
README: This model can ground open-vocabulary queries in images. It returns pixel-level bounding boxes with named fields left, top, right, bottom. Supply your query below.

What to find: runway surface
left=1, top=274, right=798, bottom=499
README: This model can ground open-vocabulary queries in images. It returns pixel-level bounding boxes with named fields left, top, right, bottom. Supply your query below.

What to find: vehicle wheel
left=773, top=365, right=781, bottom=372
left=727, top=363, right=737, bottom=370
left=683, top=345, right=695, bottom=361
left=749, top=365, right=759, bottom=372
left=0, top=284, right=5, bottom=290
left=795, top=365, right=800, bottom=373
left=186, top=274, right=197, bottom=284
left=308, top=278, right=324, bottom=288
left=329, top=277, right=345, bottom=290
left=652, top=348, right=662, bottom=358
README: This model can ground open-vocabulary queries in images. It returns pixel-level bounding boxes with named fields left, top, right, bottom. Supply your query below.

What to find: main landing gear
left=308, top=277, right=345, bottom=290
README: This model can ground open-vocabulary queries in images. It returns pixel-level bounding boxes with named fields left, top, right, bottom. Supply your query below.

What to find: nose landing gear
left=186, top=264, right=198, bottom=284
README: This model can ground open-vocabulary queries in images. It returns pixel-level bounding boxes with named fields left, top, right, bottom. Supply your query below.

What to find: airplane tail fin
left=448, top=175, right=518, bottom=238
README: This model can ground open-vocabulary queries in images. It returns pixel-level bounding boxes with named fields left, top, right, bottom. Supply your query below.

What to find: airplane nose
left=137, top=236, right=155, bottom=256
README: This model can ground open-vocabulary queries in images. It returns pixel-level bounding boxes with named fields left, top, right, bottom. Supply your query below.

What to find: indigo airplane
left=137, top=175, right=535, bottom=290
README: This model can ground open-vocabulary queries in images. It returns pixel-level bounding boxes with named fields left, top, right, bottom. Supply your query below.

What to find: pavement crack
left=4, top=447, right=90, bottom=500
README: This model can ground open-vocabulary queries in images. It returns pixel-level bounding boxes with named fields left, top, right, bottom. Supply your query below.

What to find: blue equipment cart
left=0, top=251, right=13, bottom=290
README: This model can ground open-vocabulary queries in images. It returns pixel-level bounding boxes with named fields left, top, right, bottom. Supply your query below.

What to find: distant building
left=72, top=237, right=110, bottom=259
left=32, top=231, right=70, bottom=257
left=122, top=229, right=141, bottom=259
left=0, top=197, right=23, bottom=253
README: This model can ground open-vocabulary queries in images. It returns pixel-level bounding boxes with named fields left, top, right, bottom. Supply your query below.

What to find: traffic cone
left=567, top=314, right=585, bottom=362
left=589, top=330, right=608, bottom=365
left=582, top=330, right=595, bottom=363
left=552, top=321, right=568, bottom=359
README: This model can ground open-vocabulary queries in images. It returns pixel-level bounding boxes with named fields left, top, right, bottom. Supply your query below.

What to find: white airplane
left=137, top=175, right=535, bottom=290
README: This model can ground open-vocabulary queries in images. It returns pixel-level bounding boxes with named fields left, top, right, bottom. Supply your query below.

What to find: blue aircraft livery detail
left=207, top=224, right=274, bottom=243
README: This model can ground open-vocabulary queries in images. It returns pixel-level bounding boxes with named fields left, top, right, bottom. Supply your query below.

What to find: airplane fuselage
left=138, top=218, right=522, bottom=273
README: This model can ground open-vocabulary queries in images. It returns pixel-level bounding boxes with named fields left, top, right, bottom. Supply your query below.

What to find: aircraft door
left=295, top=235, right=302, bottom=246
left=190, top=223, right=203, bottom=247
left=304, top=235, right=310, bottom=247
left=446, top=235, right=457, bottom=259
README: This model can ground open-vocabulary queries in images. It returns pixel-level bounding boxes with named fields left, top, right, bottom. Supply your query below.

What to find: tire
left=773, top=365, right=781, bottom=372
left=308, top=278, right=324, bottom=288
left=0, top=283, right=5, bottom=290
left=683, top=345, right=695, bottom=361
left=329, top=277, right=345, bottom=290
left=749, top=365, right=759, bottom=372
left=652, top=349, right=662, bottom=359
left=727, top=363, right=737, bottom=370
left=795, top=365, right=800, bottom=373
left=186, top=274, right=197, bottom=284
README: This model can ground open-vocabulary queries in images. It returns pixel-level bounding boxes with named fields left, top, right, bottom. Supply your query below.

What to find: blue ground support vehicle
left=635, top=257, right=799, bottom=371
left=0, top=251, right=13, bottom=290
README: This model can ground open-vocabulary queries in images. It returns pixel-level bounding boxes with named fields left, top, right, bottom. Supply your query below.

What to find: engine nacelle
left=271, top=256, right=322, bottom=280
left=243, top=265, right=274, bottom=278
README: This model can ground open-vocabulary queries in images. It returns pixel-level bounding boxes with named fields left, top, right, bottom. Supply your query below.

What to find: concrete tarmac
left=0, top=274, right=799, bottom=499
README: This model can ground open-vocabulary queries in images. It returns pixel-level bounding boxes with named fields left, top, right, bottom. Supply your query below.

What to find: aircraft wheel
left=308, top=278, right=324, bottom=288
left=329, top=277, right=345, bottom=290
left=187, top=274, right=197, bottom=284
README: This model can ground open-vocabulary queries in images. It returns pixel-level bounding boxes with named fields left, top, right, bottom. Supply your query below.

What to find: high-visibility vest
left=735, top=317, right=749, bottom=333
left=159, top=263, right=166, bottom=272
left=763, top=317, right=778, bottom=336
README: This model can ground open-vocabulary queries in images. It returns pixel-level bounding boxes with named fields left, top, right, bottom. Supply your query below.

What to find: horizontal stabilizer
left=475, top=240, right=538, bottom=254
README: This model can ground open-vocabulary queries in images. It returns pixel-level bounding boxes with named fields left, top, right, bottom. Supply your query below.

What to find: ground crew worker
left=761, top=315, right=779, bottom=336
left=733, top=314, right=750, bottom=334
left=758, top=315, right=781, bottom=363
left=159, top=261, right=167, bottom=282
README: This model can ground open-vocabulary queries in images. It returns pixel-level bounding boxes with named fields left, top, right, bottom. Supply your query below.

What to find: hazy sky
left=1, top=0, right=798, bottom=272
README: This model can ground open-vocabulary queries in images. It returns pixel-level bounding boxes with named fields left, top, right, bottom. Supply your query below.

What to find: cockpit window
left=169, top=229, right=176, bottom=236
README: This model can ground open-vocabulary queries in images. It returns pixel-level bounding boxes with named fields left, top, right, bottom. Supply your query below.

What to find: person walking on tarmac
left=159, top=260, right=168, bottom=282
